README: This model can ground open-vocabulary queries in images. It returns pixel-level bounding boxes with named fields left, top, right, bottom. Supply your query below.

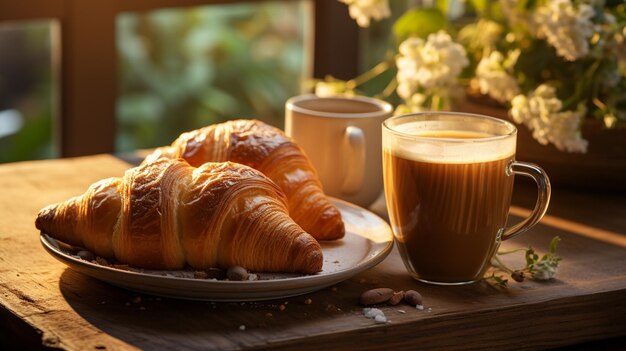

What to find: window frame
left=0, top=0, right=358, bottom=157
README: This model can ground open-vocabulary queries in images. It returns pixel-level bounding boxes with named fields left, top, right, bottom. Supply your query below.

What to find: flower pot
left=458, top=98, right=626, bottom=192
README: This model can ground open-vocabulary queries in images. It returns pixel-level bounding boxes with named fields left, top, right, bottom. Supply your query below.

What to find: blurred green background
left=0, top=1, right=311, bottom=163
left=0, top=20, right=55, bottom=163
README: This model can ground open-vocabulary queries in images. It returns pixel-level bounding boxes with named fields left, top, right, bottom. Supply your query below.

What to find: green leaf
left=437, top=0, right=449, bottom=14
left=467, top=0, right=504, bottom=20
left=492, top=274, right=509, bottom=287
left=469, top=0, right=488, bottom=15
left=517, top=0, right=536, bottom=11
left=550, top=236, right=561, bottom=254
left=393, top=8, right=448, bottom=43
left=525, top=247, right=536, bottom=266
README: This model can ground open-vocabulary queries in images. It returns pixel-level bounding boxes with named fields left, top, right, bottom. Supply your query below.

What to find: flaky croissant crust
left=36, top=159, right=323, bottom=274
left=145, top=119, right=345, bottom=240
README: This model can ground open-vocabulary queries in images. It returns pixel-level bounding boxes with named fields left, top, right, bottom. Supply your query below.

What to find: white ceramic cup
left=285, top=94, right=393, bottom=208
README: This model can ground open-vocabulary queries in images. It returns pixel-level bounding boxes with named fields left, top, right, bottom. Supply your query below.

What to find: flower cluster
left=475, top=50, right=520, bottom=104
left=314, top=79, right=351, bottom=98
left=526, top=236, right=563, bottom=281
left=490, top=236, right=563, bottom=286
left=339, top=0, right=390, bottom=28
left=531, top=257, right=560, bottom=280
left=395, top=31, right=468, bottom=113
left=329, top=0, right=626, bottom=153
left=534, top=0, right=595, bottom=62
left=511, top=85, right=589, bottom=153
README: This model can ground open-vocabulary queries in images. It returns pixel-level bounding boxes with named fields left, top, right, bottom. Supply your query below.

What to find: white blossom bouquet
left=323, top=0, right=626, bottom=153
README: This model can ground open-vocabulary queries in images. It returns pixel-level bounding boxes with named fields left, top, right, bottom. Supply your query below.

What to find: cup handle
left=502, top=160, right=551, bottom=241
left=341, top=126, right=365, bottom=195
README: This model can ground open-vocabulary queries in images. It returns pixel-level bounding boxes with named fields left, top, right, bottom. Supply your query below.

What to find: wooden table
left=1, top=155, right=625, bottom=350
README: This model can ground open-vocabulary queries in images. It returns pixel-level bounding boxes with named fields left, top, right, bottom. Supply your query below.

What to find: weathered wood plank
left=0, top=155, right=625, bottom=350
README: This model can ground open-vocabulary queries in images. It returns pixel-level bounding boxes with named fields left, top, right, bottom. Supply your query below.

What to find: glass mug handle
left=502, top=160, right=552, bottom=241
left=341, top=126, right=366, bottom=195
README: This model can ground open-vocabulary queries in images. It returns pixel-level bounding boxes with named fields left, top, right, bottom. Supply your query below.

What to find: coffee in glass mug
left=383, top=112, right=551, bottom=285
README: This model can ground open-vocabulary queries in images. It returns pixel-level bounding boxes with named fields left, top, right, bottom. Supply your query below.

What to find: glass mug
left=382, top=112, right=551, bottom=285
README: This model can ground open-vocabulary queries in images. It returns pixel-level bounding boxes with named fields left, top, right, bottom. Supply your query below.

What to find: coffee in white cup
left=285, top=94, right=393, bottom=208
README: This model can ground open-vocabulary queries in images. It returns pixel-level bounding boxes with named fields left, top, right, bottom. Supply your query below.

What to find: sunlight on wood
left=510, top=206, right=626, bottom=248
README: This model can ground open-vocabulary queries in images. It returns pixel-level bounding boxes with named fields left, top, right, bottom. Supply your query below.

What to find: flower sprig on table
left=330, top=0, right=626, bottom=153
left=487, top=236, right=563, bottom=287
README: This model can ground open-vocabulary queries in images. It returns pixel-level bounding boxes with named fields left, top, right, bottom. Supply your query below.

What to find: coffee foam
left=384, top=121, right=516, bottom=164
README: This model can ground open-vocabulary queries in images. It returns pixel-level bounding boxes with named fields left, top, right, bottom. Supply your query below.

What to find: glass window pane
left=116, top=1, right=312, bottom=152
left=0, top=20, right=57, bottom=163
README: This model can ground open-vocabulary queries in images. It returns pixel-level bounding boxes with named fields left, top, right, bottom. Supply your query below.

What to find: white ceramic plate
left=40, top=198, right=393, bottom=301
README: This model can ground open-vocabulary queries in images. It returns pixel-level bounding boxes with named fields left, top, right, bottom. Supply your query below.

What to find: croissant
left=35, top=159, right=323, bottom=274
left=144, top=119, right=345, bottom=241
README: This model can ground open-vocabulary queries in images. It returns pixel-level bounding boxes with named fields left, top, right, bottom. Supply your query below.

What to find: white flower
left=510, top=84, right=588, bottom=153
left=500, top=0, right=531, bottom=29
left=533, top=0, right=595, bottom=61
left=314, top=80, right=349, bottom=97
left=395, top=31, right=469, bottom=100
left=531, top=258, right=559, bottom=280
left=417, top=31, right=469, bottom=89
left=475, top=51, right=520, bottom=103
left=395, top=37, right=424, bottom=100
left=394, top=93, right=427, bottom=115
left=339, top=0, right=390, bottom=28
left=457, top=19, right=503, bottom=51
